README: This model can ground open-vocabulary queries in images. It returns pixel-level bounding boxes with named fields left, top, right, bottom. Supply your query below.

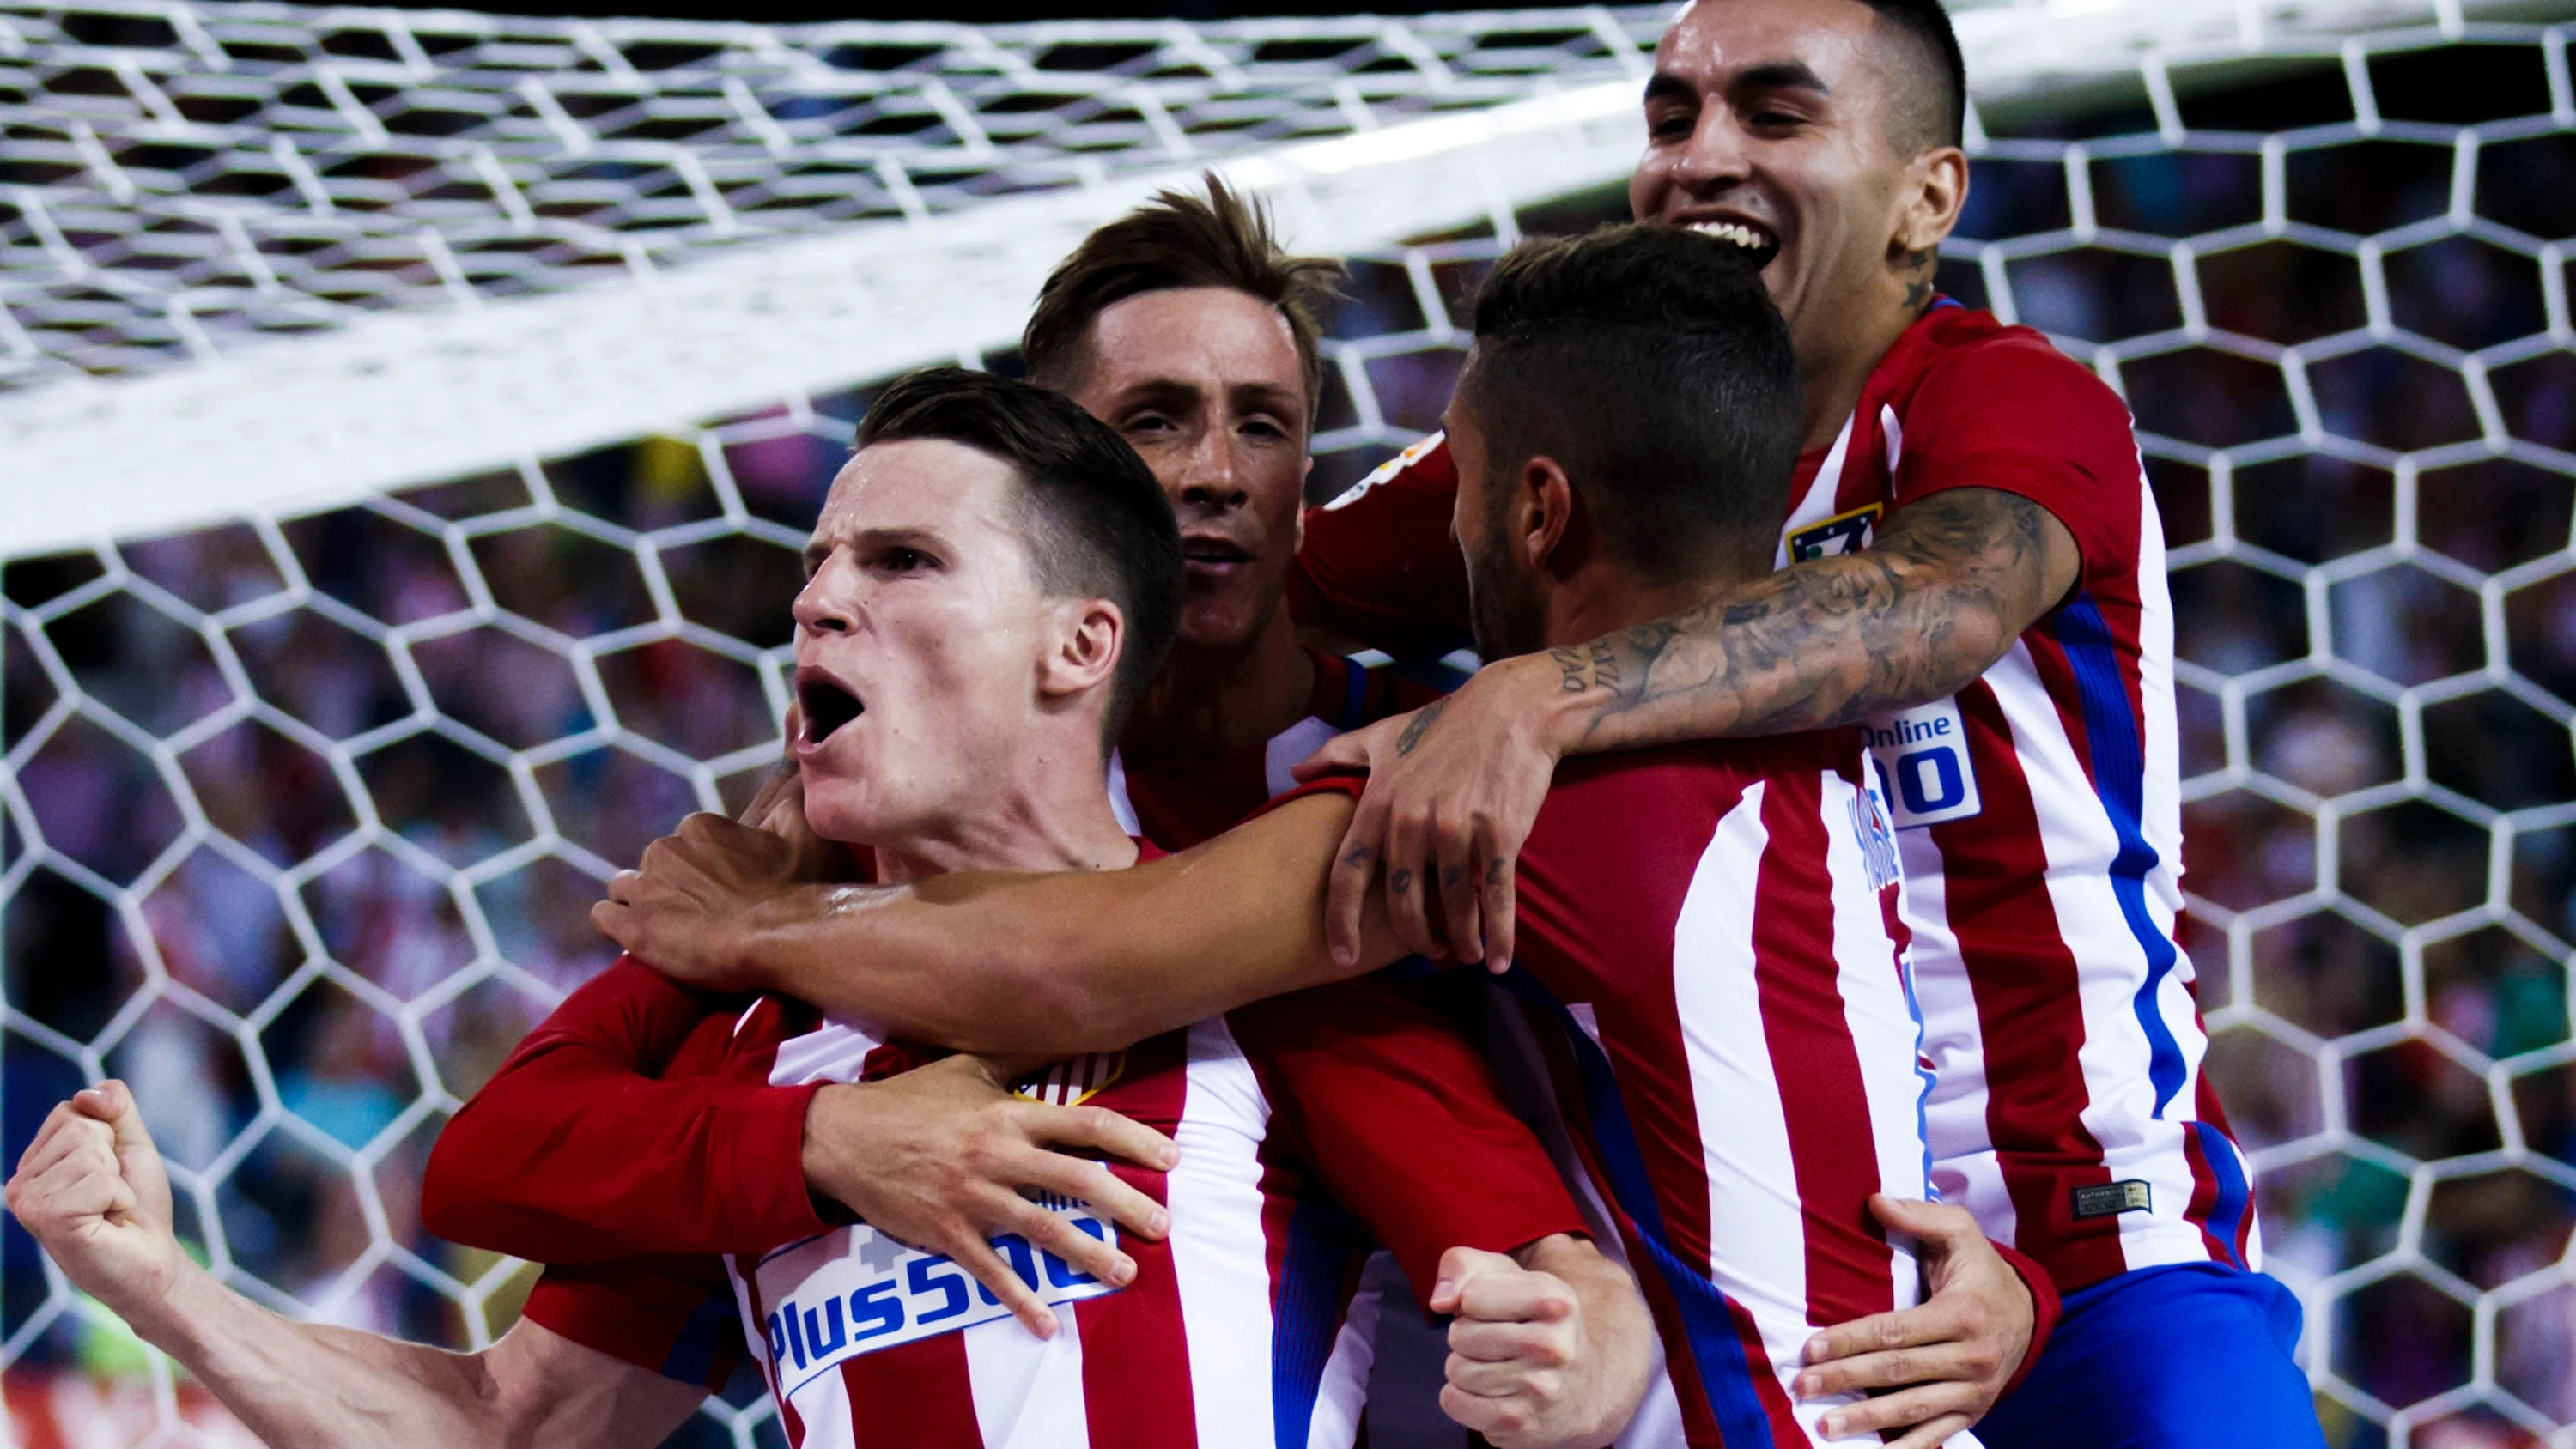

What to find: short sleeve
left=522, top=1255, right=745, bottom=1391
left=1290, top=434, right=1474, bottom=657
left=1896, top=332, right=2147, bottom=589
left=1230, top=975, right=1587, bottom=1308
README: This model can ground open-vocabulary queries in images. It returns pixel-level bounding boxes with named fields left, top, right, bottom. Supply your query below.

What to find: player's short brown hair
left=1021, top=174, right=1344, bottom=422
left=857, top=366, right=1182, bottom=743
left=1462, top=224, right=1801, bottom=585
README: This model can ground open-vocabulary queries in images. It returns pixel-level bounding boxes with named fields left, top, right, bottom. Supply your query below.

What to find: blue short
left=1978, top=1263, right=2325, bottom=1449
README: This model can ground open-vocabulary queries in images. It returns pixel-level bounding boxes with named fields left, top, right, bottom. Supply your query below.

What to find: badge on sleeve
left=1785, top=504, right=1882, bottom=561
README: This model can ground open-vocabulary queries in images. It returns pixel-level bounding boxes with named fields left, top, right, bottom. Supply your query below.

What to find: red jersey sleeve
left=522, top=1253, right=744, bottom=1391
left=1228, top=974, right=1586, bottom=1310
left=1289, top=434, right=1474, bottom=657
left=420, top=955, right=830, bottom=1262
left=1894, top=330, right=2146, bottom=591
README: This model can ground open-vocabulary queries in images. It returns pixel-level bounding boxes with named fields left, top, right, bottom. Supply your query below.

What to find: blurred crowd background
left=6, top=32, right=2575, bottom=1449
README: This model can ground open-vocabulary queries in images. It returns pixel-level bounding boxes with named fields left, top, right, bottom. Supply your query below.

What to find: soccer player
left=1281, top=1, right=2324, bottom=1446
left=1024, top=177, right=1454, bottom=847
left=592, top=226, right=1980, bottom=1449
left=6, top=369, right=1654, bottom=1449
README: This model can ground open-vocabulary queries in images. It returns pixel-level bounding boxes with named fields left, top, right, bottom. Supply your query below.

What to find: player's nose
left=1672, top=106, right=1755, bottom=191
left=792, top=555, right=860, bottom=635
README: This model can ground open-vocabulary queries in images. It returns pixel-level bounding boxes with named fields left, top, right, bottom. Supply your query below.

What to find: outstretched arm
left=593, top=791, right=1403, bottom=1056
left=5, top=1082, right=702, bottom=1449
left=1297, top=487, right=2080, bottom=967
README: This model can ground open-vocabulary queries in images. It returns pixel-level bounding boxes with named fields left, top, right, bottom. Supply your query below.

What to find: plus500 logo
left=765, top=1224, right=1115, bottom=1373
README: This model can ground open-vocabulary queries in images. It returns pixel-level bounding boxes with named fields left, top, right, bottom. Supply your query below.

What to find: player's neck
left=1795, top=274, right=1926, bottom=452
left=1119, top=603, right=1315, bottom=767
left=868, top=744, right=1139, bottom=886
left=1544, top=567, right=1735, bottom=652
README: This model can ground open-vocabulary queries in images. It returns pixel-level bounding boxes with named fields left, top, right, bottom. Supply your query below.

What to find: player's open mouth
left=1686, top=219, right=1782, bottom=270
left=798, top=674, right=864, bottom=743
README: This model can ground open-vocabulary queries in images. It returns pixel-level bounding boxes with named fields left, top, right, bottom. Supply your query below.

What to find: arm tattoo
left=1553, top=488, right=2075, bottom=750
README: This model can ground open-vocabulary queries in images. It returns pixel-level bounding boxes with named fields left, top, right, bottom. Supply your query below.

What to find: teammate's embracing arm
left=1301, top=473, right=2081, bottom=970
left=4, top=1081, right=703, bottom=1449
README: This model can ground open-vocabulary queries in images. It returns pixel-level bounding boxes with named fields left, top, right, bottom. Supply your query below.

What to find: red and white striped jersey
left=1291, top=730, right=1948, bottom=1449
left=1287, top=300, right=2255, bottom=1301
left=477, top=879, right=1588, bottom=1448
left=1109, top=644, right=1452, bottom=851
left=723, top=980, right=1580, bottom=1449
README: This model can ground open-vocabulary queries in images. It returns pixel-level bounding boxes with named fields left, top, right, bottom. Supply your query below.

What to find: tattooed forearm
left=1550, top=488, right=2080, bottom=752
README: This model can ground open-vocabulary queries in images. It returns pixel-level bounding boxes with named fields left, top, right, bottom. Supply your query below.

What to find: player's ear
left=1893, top=144, right=1968, bottom=259
left=1040, top=596, right=1124, bottom=705
left=1521, top=455, right=1582, bottom=579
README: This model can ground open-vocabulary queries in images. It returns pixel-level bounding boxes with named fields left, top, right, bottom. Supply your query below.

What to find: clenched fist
left=5, top=1081, right=189, bottom=1335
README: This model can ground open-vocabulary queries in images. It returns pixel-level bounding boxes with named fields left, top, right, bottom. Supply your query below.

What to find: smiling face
left=1631, top=0, right=1947, bottom=361
left=791, top=437, right=1105, bottom=847
left=1060, top=286, right=1309, bottom=655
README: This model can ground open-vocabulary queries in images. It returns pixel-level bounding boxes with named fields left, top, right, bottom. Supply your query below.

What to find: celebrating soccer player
left=1277, top=1, right=2322, bottom=1446
left=6, top=369, right=1655, bottom=1449
left=591, top=224, right=2000, bottom=1449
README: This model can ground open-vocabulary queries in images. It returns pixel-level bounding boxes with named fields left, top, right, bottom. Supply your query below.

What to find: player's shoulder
left=1536, top=732, right=1862, bottom=846
left=1895, top=302, right=2123, bottom=411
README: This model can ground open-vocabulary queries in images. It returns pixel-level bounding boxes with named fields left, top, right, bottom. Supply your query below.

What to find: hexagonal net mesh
left=0, top=3, right=2573, bottom=1448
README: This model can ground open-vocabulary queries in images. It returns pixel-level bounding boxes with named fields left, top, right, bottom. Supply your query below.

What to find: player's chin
left=1175, top=596, right=1267, bottom=654
left=795, top=778, right=878, bottom=846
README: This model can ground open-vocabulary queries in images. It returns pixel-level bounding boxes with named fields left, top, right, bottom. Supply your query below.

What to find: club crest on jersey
left=1786, top=504, right=1882, bottom=561
left=1322, top=430, right=1445, bottom=512
left=1016, top=1052, right=1126, bottom=1107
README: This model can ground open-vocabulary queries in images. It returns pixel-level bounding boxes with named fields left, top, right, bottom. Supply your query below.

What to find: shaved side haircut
left=1860, top=0, right=1967, bottom=153
left=1021, top=173, right=1345, bottom=421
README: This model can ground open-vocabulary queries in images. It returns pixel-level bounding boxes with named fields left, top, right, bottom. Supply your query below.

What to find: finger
left=1005, top=1145, right=1169, bottom=1244
left=1448, top=1348, right=1567, bottom=1401
left=605, top=870, right=643, bottom=906
left=1451, top=1268, right=1576, bottom=1329
left=1803, top=1300, right=1959, bottom=1366
left=1438, top=1382, right=1529, bottom=1441
left=1381, top=803, right=1439, bottom=959
left=1867, top=1193, right=1978, bottom=1247
left=1817, top=1385, right=1977, bottom=1440
left=947, top=1234, right=1058, bottom=1340
left=15, top=1105, right=93, bottom=1180
left=1293, top=728, right=1373, bottom=782
left=1879, top=1411, right=1978, bottom=1449
left=1430, top=1245, right=1516, bottom=1315
left=999, top=1195, right=1139, bottom=1288
left=82, top=1081, right=153, bottom=1153
left=1028, top=1103, right=1180, bottom=1176
left=1796, top=1341, right=1975, bottom=1400
left=1323, top=801, right=1386, bottom=970
left=1433, top=817, right=1485, bottom=967
left=1447, top=1316, right=1569, bottom=1366
left=1480, top=838, right=1519, bottom=974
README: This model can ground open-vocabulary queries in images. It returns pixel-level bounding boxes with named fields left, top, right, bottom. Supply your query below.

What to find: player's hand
left=1434, top=1240, right=1647, bottom=1449
left=594, top=811, right=820, bottom=992
left=1293, top=652, right=1564, bottom=972
left=5, top=1081, right=191, bottom=1337
left=800, top=1054, right=1178, bottom=1341
left=1793, top=1195, right=2034, bottom=1446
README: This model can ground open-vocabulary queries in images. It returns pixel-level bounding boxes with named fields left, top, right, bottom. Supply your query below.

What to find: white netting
left=2, top=3, right=2573, bottom=1447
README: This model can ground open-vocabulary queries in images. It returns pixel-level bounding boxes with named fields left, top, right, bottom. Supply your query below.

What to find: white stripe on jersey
left=966, top=1309, right=1090, bottom=1448
left=1165, top=1017, right=1279, bottom=1440
left=1306, top=1278, right=1377, bottom=1449
left=1669, top=785, right=1818, bottom=1416
left=1265, top=715, right=1342, bottom=799
left=1771, top=415, right=1858, bottom=569
left=1984, top=642, right=2213, bottom=1275
left=1820, top=767, right=1938, bottom=1252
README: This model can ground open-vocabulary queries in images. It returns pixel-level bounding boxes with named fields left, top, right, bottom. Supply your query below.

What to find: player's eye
left=1123, top=413, right=1176, bottom=436
left=874, top=546, right=933, bottom=573
left=1645, top=106, right=1694, bottom=141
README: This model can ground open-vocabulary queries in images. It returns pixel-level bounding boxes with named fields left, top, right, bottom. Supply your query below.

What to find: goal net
left=2, top=0, right=2572, bottom=1445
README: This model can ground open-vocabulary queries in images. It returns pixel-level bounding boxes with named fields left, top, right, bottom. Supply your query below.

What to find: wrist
left=798, top=1083, right=869, bottom=1226
left=129, top=1256, right=224, bottom=1360
left=1494, top=653, right=1584, bottom=761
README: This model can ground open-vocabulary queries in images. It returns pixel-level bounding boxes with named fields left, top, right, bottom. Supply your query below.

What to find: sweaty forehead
left=1079, top=287, right=1304, bottom=396
left=1656, top=0, right=1888, bottom=89
left=814, top=436, right=1025, bottom=546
